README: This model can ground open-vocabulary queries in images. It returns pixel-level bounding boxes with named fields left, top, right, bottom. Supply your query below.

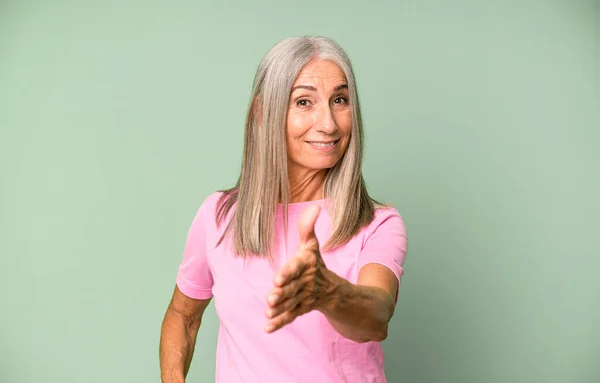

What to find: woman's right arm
left=160, top=285, right=212, bottom=383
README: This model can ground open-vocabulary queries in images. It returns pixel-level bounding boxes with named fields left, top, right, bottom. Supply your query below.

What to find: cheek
left=286, top=114, right=303, bottom=158
left=336, top=111, right=353, bottom=151
left=286, top=112, right=312, bottom=141
left=336, top=110, right=352, bottom=135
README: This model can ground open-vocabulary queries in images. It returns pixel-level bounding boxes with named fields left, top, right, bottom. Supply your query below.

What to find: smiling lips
left=306, top=140, right=339, bottom=150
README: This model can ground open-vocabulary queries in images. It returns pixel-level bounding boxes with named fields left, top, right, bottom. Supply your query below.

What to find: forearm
left=159, top=309, right=200, bottom=383
left=317, top=270, right=395, bottom=343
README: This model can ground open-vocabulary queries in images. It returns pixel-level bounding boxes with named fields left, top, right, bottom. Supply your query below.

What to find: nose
left=314, top=104, right=337, bottom=134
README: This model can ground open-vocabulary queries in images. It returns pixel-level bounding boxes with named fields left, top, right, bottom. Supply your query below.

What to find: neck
left=288, top=168, right=328, bottom=203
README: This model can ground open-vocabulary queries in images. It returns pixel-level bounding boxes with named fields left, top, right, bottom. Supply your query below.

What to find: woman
left=159, top=36, right=408, bottom=383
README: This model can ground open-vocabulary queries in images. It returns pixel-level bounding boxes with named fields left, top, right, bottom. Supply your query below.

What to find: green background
left=1, top=1, right=599, bottom=382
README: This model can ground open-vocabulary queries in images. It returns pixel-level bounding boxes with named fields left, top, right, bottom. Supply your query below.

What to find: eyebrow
left=291, top=84, right=348, bottom=92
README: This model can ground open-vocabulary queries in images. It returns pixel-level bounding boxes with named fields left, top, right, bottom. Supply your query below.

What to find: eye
left=333, top=96, right=348, bottom=104
left=296, top=99, right=311, bottom=107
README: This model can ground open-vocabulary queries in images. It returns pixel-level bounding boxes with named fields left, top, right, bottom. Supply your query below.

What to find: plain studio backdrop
left=1, top=1, right=599, bottom=382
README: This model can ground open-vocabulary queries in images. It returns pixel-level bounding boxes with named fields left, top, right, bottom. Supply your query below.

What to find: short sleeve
left=175, top=199, right=214, bottom=300
left=358, top=208, right=408, bottom=300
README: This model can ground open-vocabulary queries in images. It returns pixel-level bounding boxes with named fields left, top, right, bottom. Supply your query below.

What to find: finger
left=264, top=310, right=296, bottom=333
left=265, top=301, right=313, bottom=333
left=298, top=204, right=321, bottom=247
left=265, top=288, right=313, bottom=319
left=274, top=255, right=306, bottom=287
left=267, top=273, right=314, bottom=306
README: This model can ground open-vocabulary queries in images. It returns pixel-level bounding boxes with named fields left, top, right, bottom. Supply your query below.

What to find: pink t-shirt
left=176, top=192, right=408, bottom=383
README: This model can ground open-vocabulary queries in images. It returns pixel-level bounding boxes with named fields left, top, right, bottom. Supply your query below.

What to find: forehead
left=293, top=60, right=347, bottom=85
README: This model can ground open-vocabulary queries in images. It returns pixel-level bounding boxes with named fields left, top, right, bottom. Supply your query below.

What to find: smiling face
left=286, top=59, right=352, bottom=180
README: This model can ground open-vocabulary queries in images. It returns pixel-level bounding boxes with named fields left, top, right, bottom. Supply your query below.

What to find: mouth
left=305, top=139, right=340, bottom=149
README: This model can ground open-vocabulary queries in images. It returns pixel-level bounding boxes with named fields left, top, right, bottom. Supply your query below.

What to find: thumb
left=298, top=204, right=321, bottom=247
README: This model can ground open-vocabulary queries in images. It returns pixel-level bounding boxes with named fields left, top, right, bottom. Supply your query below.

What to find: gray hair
left=216, top=36, right=383, bottom=258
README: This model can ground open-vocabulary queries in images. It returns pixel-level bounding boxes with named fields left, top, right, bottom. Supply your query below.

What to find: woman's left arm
left=317, top=263, right=398, bottom=343
left=265, top=204, right=406, bottom=343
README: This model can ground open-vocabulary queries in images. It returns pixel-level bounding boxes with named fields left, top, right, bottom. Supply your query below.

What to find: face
left=286, top=59, right=352, bottom=178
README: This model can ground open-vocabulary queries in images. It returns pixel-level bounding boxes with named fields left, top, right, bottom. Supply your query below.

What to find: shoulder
left=372, top=204, right=405, bottom=229
left=361, top=204, right=407, bottom=244
left=190, top=191, right=225, bottom=224
left=201, top=191, right=225, bottom=210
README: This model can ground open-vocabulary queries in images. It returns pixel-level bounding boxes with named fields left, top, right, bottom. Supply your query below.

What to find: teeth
left=308, top=141, right=335, bottom=148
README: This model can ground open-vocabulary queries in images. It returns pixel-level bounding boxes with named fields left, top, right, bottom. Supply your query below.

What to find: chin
left=310, top=161, right=340, bottom=170
left=290, top=158, right=342, bottom=173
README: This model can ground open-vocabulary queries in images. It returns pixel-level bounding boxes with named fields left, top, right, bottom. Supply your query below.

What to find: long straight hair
left=215, top=36, right=385, bottom=258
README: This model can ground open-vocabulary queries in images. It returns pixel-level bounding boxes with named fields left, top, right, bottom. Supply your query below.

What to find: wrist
left=316, top=269, right=351, bottom=314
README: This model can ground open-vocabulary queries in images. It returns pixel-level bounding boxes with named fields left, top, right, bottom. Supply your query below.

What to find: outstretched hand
left=264, top=204, right=336, bottom=333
